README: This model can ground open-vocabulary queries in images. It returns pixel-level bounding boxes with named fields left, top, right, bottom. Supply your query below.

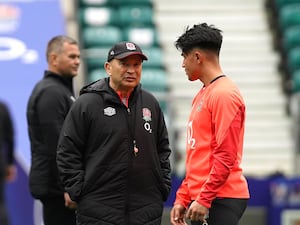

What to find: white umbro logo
left=104, top=107, right=116, bottom=116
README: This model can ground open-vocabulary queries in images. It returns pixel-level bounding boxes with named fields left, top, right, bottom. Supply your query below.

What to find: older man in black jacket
left=57, top=41, right=172, bottom=225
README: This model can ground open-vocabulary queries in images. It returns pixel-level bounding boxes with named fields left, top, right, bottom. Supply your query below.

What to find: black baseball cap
left=107, top=41, right=148, bottom=62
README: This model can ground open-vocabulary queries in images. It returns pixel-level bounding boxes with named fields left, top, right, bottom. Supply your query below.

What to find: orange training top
left=174, top=76, right=250, bottom=209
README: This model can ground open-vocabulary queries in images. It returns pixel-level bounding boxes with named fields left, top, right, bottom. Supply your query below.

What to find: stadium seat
left=88, top=68, right=108, bottom=83
left=142, top=47, right=164, bottom=69
left=283, top=25, right=300, bottom=53
left=288, top=47, right=300, bottom=74
left=117, top=6, right=154, bottom=26
left=275, top=0, right=300, bottom=9
left=84, top=47, right=110, bottom=70
left=279, top=4, right=300, bottom=32
left=82, top=26, right=122, bottom=47
left=141, top=68, right=169, bottom=112
left=79, top=0, right=109, bottom=6
left=109, top=0, right=153, bottom=7
left=141, top=68, right=168, bottom=92
left=122, top=26, right=159, bottom=47
left=79, top=7, right=118, bottom=26
left=291, top=69, right=300, bottom=93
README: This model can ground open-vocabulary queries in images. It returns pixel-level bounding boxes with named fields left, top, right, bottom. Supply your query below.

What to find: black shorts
left=191, top=198, right=248, bottom=225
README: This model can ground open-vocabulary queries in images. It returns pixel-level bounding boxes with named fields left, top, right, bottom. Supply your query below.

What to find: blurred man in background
left=26, top=35, right=80, bottom=225
left=0, top=100, right=16, bottom=225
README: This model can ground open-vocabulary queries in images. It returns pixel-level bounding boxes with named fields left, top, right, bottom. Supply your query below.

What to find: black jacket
left=0, top=101, right=14, bottom=176
left=27, top=71, right=75, bottom=199
left=57, top=78, right=172, bottom=225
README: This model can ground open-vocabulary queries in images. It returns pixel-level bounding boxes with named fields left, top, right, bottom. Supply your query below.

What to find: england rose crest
left=142, top=108, right=152, bottom=122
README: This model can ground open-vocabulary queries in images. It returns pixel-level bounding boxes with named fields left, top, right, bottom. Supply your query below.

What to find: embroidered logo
left=142, top=108, right=152, bottom=122
left=142, top=108, right=152, bottom=133
left=126, top=42, right=136, bottom=50
left=196, top=100, right=203, bottom=111
left=104, top=107, right=116, bottom=116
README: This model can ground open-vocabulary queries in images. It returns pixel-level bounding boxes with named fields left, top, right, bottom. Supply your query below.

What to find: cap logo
left=126, top=42, right=136, bottom=50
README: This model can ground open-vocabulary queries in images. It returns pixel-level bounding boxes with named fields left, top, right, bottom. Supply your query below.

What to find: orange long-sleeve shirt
left=174, top=76, right=250, bottom=209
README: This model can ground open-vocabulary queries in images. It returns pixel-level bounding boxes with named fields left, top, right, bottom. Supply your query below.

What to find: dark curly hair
left=175, top=23, right=223, bottom=56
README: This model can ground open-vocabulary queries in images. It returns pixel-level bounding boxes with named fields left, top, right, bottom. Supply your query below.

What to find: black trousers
left=191, top=198, right=248, bottom=225
left=41, top=196, right=76, bottom=225
left=0, top=175, right=10, bottom=225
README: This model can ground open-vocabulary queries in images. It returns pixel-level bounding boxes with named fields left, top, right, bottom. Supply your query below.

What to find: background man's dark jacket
left=27, top=71, right=75, bottom=199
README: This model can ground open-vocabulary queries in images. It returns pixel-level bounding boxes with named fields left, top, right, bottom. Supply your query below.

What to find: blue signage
left=0, top=1, right=66, bottom=224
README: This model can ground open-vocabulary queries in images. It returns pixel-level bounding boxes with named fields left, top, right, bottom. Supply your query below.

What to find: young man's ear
left=195, top=51, right=201, bottom=62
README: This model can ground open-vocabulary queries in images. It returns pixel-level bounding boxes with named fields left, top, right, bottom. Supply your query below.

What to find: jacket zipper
left=125, top=106, right=134, bottom=225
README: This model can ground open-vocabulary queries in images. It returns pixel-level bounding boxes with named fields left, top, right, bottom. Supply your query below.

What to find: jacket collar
left=44, top=70, right=74, bottom=94
left=80, top=77, right=141, bottom=105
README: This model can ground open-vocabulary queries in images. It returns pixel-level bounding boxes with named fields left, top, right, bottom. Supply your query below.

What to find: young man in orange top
left=170, top=23, right=250, bottom=225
